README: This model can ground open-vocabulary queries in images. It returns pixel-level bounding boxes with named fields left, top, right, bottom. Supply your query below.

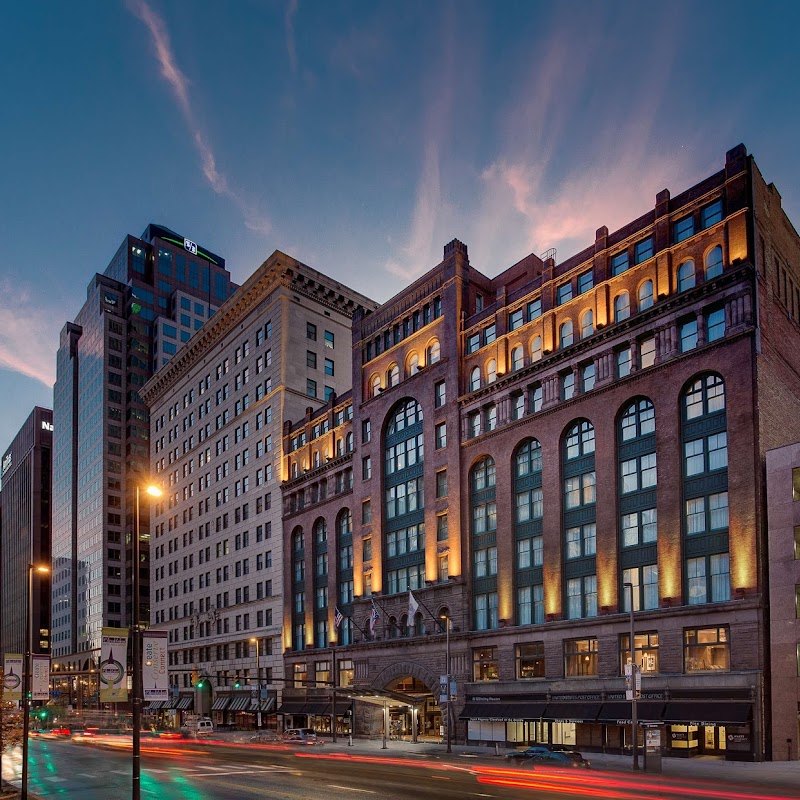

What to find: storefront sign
left=42, top=421, right=53, bottom=432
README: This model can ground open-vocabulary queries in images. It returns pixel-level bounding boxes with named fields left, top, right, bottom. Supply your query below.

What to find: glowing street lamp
left=132, top=484, right=161, bottom=800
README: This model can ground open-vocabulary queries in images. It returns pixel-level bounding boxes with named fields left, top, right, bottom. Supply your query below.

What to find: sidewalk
left=222, top=732, right=800, bottom=790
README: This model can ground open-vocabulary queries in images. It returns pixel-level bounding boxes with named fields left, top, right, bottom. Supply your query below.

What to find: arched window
left=514, top=439, right=543, bottom=625
left=291, top=526, right=306, bottom=651
left=345, top=431, right=354, bottom=452
left=336, top=509, right=354, bottom=645
left=387, top=364, right=400, bottom=387
left=638, top=280, right=654, bottom=310
left=511, top=346, right=524, bottom=371
left=562, top=422, right=597, bottom=620
left=388, top=616, right=399, bottom=639
left=370, top=375, right=381, bottom=397
left=705, top=246, right=723, bottom=280
left=678, top=260, right=696, bottom=292
left=426, top=339, right=441, bottom=364
left=313, top=451, right=321, bottom=468
left=313, top=518, right=327, bottom=544
left=614, top=292, right=631, bottom=322
left=407, top=352, right=420, bottom=376
left=559, top=320, right=574, bottom=348
left=384, top=399, right=425, bottom=595
left=530, top=336, right=542, bottom=362
left=486, top=359, right=497, bottom=384
left=618, top=399, right=658, bottom=611
left=337, top=508, right=352, bottom=537
left=580, top=310, right=594, bottom=339
left=470, top=366, right=481, bottom=392
left=413, top=611, right=424, bottom=636
left=471, top=456, right=498, bottom=631
left=680, top=374, right=729, bottom=607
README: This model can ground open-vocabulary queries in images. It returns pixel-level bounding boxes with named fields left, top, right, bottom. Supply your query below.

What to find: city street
left=3, top=737, right=799, bottom=800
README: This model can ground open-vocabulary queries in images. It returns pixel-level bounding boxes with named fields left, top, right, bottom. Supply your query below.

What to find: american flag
left=333, top=606, right=344, bottom=630
left=369, top=599, right=380, bottom=635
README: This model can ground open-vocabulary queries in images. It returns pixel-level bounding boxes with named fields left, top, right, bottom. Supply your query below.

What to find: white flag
left=408, top=590, right=419, bottom=622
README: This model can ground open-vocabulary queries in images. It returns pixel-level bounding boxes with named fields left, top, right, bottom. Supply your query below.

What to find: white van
left=182, top=716, right=214, bottom=736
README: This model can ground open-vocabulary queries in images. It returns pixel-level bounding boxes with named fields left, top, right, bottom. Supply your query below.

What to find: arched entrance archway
left=373, top=661, right=442, bottom=740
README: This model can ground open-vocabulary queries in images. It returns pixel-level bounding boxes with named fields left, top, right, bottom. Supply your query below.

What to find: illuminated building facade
left=142, top=251, right=376, bottom=722
left=51, top=224, right=234, bottom=707
left=281, top=145, right=800, bottom=760
left=0, top=407, right=53, bottom=658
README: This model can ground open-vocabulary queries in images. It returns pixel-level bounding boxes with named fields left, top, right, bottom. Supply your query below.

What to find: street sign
left=624, top=664, right=641, bottom=700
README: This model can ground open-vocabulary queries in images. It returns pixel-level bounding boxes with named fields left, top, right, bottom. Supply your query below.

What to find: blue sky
left=0, top=0, right=798, bottom=449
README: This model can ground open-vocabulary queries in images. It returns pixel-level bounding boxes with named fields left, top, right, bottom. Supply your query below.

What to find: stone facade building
left=280, top=145, right=800, bottom=760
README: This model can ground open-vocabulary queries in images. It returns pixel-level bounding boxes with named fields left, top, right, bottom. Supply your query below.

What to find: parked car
left=181, top=717, right=214, bottom=736
left=51, top=726, right=72, bottom=736
left=505, top=745, right=554, bottom=761
left=521, top=750, right=591, bottom=769
left=282, top=728, right=322, bottom=745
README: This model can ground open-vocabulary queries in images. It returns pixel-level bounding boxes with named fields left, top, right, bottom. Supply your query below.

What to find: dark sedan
left=520, top=750, right=591, bottom=769
left=504, top=745, right=554, bottom=761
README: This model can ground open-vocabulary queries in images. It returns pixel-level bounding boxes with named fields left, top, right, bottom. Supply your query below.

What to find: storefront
left=662, top=701, right=753, bottom=760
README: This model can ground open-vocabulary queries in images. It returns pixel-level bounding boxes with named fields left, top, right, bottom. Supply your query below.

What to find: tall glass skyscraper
left=51, top=225, right=235, bottom=694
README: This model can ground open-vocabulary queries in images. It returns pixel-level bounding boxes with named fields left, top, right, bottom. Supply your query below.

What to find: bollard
left=495, top=743, right=499, bottom=756
left=348, top=733, right=353, bottom=747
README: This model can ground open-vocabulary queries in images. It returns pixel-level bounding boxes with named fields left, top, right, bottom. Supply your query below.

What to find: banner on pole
left=142, top=631, right=169, bottom=701
left=99, top=627, right=129, bottom=702
left=32, top=655, right=50, bottom=701
left=2, top=654, right=23, bottom=702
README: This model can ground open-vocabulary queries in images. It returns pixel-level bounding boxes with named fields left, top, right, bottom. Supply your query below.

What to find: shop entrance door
left=699, top=725, right=726, bottom=755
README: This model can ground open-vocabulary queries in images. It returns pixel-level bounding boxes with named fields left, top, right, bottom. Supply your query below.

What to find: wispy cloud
left=0, top=281, right=60, bottom=388
left=285, top=0, right=299, bottom=73
left=128, top=0, right=271, bottom=235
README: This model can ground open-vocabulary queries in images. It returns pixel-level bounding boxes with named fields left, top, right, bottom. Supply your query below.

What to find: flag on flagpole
left=369, top=599, right=380, bottom=636
left=408, top=590, right=419, bottom=621
left=334, top=606, right=344, bottom=630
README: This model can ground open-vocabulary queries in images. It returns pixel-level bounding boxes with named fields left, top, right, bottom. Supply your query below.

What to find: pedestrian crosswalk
left=47, top=762, right=299, bottom=781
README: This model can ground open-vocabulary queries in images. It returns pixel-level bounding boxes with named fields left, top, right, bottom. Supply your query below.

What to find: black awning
left=542, top=702, right=601, bottom=723
left=211, top=696, right=230, bottom=711
left=662, top=702, right=752, bottom=725
left=176, top=696, right=193, bottom=710
left=228, top=695, right=252, bottom=711
left=459, top=701, right=547, bottom=721
left=597, top=702, right=664, bottom=723
left=304, top=701, right=331, bottom=716
left=277, top=700, right=307, bottom=715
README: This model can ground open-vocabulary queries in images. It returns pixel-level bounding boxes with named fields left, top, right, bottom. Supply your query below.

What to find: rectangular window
left=674, top=215, right=695, bottom=243
left=483, top=324, right=496, bottom=345
left=436, top=512, right=448, bottom=542
left=307, top=379, right=317, bottom=398
left=529, top=384, right=543, bottom=413
left=793, top=467, right=800, bottom=501
left=616, top=346, right=632, bottom=378
left=527, top=298, right=542, bottom=321
left=701, top=200, right=723, bottom=229
left=472, top=646, right=499, bottom=681
left=516, top=642, right=545, bottom=679
left=794, top=526, right=800, bottom=559
left=680, top=319, right=698, bottom=352
left=564, top=638, right=598, bottom=677
left=306, top=351, right=317, bottom=369
left=362, top=456, right=372, bottom=480
left=706, top=308, right=726, bottom=342
left=324, top=330, right=335, bottom=349
left=639, top=337, right=655, bottom=368
left=434, top=381, right=446, bottom=408
left=577, top=270, right=593, bottom=294
left=611, top=251, right=629, bottom=276
left=684, top=626, right=730, bottom=672
left=581, top=362, right=595, bottom=392
left=561, top=371, right=575, bottom=401
left=509, top=309, right=524, bottom=331
left=634, top=237, right=654, bottom=264
left=435, top=422, right=447, bottom=449
left=474, top=593, right=499, bottom=631
left=557, top=282, right=573, bottom=305
left=620, top=632, right=659, bottom=674
left=566, top=575, right=597, bottom=620
left=324, top=358, right=334, bottom=376
left=436, top=469, right=448, bottom=498
left=467, top=333, right=480, bottom=353
left=307, top=323, right=317, bottom=341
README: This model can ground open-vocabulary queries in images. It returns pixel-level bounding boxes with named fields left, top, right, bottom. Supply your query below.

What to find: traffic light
left=196, top=678, right=205, bottom=689
left=234, top=679, right=241, bottom=689
left=39, top=710, right=47, bottom=720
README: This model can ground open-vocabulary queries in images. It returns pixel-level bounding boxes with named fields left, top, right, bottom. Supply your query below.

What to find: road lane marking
left=111, top=770, right=130, bottom=775
left=78, top=773, right=97, bottom=778
left=325, top=786, right=376, bottom=794
left=143, top=768, right=170, bottom=773
left=44, top=776, right=67, bottom=783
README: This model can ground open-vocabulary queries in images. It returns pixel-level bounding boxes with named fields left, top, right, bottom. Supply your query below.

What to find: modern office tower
left=280, top=145, right=800, bottom=761
left=141, top=250, right=376, bottom=721
left=50, top=225, right=235, bottom=708
left=0, top=407, right=53, bottom=658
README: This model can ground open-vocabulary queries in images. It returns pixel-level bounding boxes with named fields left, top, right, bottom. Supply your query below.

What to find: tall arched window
left=681, top=374, right=729, bottom=607
left=384, top=399, right=425, bottom=595
left=559, top=320, right=574, bottom=348
left=426, top=339, right=441, bottom=364
left=370, top=375, right=381, bottom=397
left=580, top=310, right=594, bottom=339
left=562, top=421, right=597, bottom=620
left=486, top=359, right=497, bottom=384
left=614, top=292, right=631, bottom=322
left=514, top=439, right=544, bottom=626
left=470, top=456, right=498, bottom=631
left=291, top=526, right=306, bottom=650
left=511, top=345, right=524, bottom=371
left=407, top=352, right=420, bottom=376
left=312, top=517, right=329, bottom=648
left=705, top=246, right=723, bottom=280
left=638, top=280, right=654, bottom=310
left=678, top=260, right=696, bottom=292
left=387, top=364, right=400, bottom=387
left=618, top=399, right=658, bottom=612
left=336, top=509, right=354, bottom=645
left=470, top=367, right=481, bottom=392
left=530, top=336, right=542, bottom=362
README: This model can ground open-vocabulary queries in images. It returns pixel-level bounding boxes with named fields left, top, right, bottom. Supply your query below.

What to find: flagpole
left=331, top=644, right=337, bottom=743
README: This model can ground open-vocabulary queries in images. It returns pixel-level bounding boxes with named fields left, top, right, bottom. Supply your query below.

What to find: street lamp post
left=439, top=612, right=452, bottom=754
left=249, top=638, right=261, bottom=728
left=623, top=582, right=639, bottom=771
left=22, top=564, right=49, bottom=800
left=133, top=484, right=161, bottom=800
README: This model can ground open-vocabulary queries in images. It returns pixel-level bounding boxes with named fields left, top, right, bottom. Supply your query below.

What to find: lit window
left=705, top=246, right=723, bottom=280
left=685, top=626, right=730, bottom=672
left=639, top=337, right=655, bottom=368
left=564, top=636, right=598, bottom=674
